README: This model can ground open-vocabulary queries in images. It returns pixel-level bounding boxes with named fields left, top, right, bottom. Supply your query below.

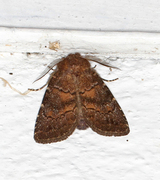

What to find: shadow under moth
left=33, top=53, right=129, bottom=143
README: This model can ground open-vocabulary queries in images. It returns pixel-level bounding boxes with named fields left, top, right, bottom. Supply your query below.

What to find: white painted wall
left=0, top=0, right=160, bottom=31
left=0, top=1, right=160, bottom=179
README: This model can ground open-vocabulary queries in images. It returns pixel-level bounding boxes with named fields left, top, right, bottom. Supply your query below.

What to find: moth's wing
left=81, top=69, right=129, bottom=136
left=34, top=72, right=77, bottom=143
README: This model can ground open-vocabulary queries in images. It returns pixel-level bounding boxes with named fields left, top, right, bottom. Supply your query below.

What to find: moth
left=34, top=53, right=129, bottom=143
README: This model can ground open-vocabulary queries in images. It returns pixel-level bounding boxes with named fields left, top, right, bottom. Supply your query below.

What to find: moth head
left=57, top=53, right=91, bottom=73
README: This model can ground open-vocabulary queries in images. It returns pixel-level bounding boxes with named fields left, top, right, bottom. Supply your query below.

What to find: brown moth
left=34, top=53, right=129, bottom=143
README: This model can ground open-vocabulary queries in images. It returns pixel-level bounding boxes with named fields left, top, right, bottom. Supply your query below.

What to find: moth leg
left=28, top=83, right=48, bottom=92
left=102, top=78, right=118, bottom=82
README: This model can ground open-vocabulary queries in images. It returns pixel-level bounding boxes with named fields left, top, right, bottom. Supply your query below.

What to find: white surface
left=1, top=28, right=160, bottom=58
left=0, top=0, right=160, bottom=31
left=0, top=28, right=160, bottom=180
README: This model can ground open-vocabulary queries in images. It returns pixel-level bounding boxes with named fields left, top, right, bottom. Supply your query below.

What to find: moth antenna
left=33, top=57, right=63, bottom=83
left=84, top=55, right=120, bottom=70
left=90, top=58, right=118, bottom=82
